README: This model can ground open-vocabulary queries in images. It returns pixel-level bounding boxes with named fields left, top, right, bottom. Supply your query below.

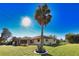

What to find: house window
left=46, top=39, right=48, bottom=42
left=37, top=39, right=40, bottom=42
left=30, top=40, right=33, bottom=43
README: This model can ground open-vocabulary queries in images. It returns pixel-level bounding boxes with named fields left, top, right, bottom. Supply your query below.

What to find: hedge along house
left=12, top=36, right=57, bottom=46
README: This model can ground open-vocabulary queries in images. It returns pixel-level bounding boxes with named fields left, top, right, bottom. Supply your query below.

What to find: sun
left=21, top=16, right=31, bottom=27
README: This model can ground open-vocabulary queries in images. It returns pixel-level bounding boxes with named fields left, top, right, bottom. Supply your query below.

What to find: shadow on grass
left=41, top=54, right=52, bottom=56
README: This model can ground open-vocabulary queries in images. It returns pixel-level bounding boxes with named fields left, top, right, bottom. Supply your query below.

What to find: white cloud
left=21, top=16, right=31, bottom=27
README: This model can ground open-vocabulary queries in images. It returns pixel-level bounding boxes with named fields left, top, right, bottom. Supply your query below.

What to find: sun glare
left=21, top=16, right=31, bottom=27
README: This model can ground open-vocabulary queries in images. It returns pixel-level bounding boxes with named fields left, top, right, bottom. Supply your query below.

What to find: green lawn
left=0, top=44, right=79, bottom=56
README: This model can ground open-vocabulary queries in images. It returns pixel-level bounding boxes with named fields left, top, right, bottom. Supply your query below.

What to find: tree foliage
left=35, top=4, right=52, bottom=26
left=1, top=28, right=12, bottom=40
left=65, top=33, right=79, bottom=43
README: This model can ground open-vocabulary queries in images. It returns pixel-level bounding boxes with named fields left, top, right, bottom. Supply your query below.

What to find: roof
left=32, top=36, right=57, bottom=40
left=12, top=36, right=57, bottom=40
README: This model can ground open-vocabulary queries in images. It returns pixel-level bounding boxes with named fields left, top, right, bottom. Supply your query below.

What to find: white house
left=12, top=36, right=57, bottom=46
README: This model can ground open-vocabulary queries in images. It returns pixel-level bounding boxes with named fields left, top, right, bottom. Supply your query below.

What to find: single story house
left=12, top=36, right=57, bottom=46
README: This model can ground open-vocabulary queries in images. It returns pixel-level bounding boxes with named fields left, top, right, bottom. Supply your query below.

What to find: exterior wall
left=48, top=39, right=56, bottom=45
left=33, top=39, right=41, bottom=45
left=33, top=38, right=56, bottom=45
left=29, top=40, right=34, bottom=45
left=44, top=38, right=49, bottom=45
left=44, top=38, right=56, bottom=45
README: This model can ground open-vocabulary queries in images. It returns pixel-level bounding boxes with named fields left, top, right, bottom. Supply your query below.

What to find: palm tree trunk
left=41, top=25, right=44, bottom=47
left=39, top=25, right=44, bottom=52
left=36, top=25, right=45, bottom=53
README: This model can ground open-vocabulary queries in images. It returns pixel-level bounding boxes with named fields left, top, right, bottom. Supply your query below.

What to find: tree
left=65, top=33, right=74, bottom=43
left=65, top=33, right=79, bottom=43
left=35, top=4, right=52, bottom=53
left=49, top=35, right=53, bottom=38
left=1, top=28, right=12, bottom=40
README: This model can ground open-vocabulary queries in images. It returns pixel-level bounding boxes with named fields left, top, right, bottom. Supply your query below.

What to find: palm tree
left=35, top=4, right=52, bottom=53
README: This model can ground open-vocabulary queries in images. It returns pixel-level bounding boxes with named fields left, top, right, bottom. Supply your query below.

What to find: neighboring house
left=12, top=36, right=57, bottom=46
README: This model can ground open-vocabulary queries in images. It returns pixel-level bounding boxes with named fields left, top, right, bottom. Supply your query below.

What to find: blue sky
left=0, top=3, right=79, bottom=39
